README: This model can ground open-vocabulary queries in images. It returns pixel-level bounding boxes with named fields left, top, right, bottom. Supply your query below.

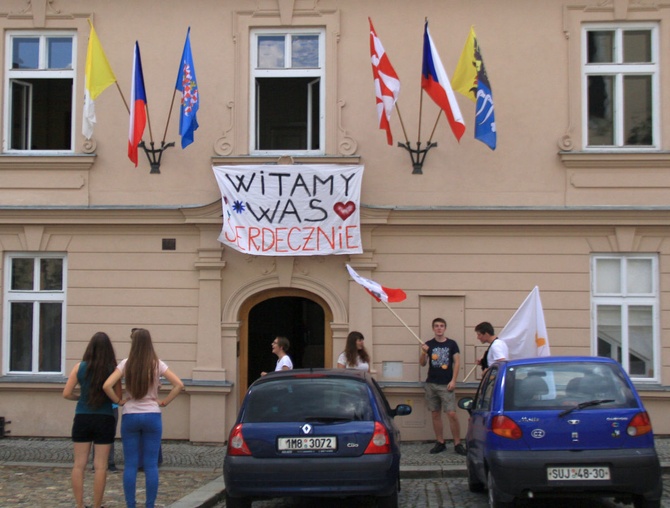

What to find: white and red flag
left=346, top=264, right=406, bottom=303
left=369, top=18, right=400, bottom=145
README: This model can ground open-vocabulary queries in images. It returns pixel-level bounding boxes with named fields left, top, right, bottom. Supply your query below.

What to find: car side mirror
left=392, top=404, right=412, bottom=417
left=458, top=397, right=474, bottom=414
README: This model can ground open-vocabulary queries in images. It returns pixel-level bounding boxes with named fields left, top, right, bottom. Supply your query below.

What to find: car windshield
left=242, top=377, right=374, bottom=423
left=503, top=361, right=637, bottom=411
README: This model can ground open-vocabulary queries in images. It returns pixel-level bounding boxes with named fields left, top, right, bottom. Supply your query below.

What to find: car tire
left=633, top=495, right=661, bottom=508
left=377, top=483, right=399, bottom=508
left=467, top=459, right=485, bottom=493
left=487, top=470, right=513, bottom=508
left=225, top=492, right=251, bottom=508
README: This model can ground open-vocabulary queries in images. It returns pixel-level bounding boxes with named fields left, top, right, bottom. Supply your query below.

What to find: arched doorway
left=238, top=288, right=333, bottom=400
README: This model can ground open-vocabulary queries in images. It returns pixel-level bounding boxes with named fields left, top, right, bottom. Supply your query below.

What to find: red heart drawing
left=333, top=201, right=356, bottom=220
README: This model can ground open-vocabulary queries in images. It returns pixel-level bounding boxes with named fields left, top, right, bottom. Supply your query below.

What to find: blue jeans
left=121, top=412, right=162, bottom=508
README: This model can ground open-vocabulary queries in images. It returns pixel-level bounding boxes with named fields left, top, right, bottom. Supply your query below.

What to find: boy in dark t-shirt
left=419, top=317, right=466, bottom=456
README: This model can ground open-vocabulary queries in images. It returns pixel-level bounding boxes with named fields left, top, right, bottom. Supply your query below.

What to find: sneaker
left=429, top=441, right=446, bottom=454
left=108, top=464, right=117, bottom=472
left=454, top=443, right=467, bottom=456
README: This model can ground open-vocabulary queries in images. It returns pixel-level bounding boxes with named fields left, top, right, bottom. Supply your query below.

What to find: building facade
left=1, top=0, right=670, bottom=442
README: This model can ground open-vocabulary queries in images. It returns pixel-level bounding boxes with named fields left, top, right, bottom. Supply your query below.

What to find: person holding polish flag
left=421, top=20, right=466, bottom=142
left=369, top=18, right=401, bottom=145
left=128, top=42, right=147, bottom=167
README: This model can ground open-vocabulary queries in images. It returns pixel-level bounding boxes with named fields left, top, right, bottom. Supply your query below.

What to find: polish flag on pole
left=128, top=42, right=147, bottom=167
left=499, top=286, right=551, bottom=359
left=421, top=20, right=465, bottom=141
left=369, top=18, right=400, bottom=145
left=346, top=264, right=406, bottom=303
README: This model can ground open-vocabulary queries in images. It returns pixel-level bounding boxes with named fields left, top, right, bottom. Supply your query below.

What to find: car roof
left=494, top=355, right=619, bottom=367
left=250, top=368, right=371, bottom=386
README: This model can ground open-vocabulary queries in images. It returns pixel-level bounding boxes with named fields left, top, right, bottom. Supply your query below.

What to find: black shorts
left=71, top=413, right=116, bottom=444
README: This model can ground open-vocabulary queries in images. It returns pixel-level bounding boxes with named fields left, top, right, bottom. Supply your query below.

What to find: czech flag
left=421, top=21, right=465, bottom=141
left=128, top=42, right=147, bottom=166
left=346, top=264, right=407, bottom=303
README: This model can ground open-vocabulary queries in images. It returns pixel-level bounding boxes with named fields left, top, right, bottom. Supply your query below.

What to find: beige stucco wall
left=1, top=0, right=670, bottom=442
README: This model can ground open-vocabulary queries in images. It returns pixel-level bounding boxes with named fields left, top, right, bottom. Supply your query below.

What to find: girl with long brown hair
left=63, top=331, right=121, bottom=508
left=103, top=328, right=183, bottom=508
left=336, top=331, right=371, bottom=371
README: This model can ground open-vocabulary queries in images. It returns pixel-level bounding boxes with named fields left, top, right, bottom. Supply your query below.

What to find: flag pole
left=462, top=363, right=479, bottom=382
left=427, top=111, right=442, bottom=144
left=162, top=89, right=177, bottom=144
left=115, top=82, right=130, bottom=114
left=395, top=103, right=410, bottom=145
left=380, top=300, right=424, bottom=346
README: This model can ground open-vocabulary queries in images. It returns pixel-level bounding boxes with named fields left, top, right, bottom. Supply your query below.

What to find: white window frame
left=3, top=253, right=68, bottom=375
left=581, top=23, right=659, bottom=151
left=249, top=28, right=325, bottom=155
left=591, top=254, right=659, bottom=383
left=3, top=30, right=77, bottom=154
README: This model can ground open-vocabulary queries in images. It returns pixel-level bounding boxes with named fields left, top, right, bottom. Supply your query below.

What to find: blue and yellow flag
left=452, top=27, right=496, bottom=150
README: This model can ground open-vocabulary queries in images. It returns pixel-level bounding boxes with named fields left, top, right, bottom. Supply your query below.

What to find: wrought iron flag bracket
left=397, top=141, right=437, bottom=174
left=139, top=141, right=175, bottom=174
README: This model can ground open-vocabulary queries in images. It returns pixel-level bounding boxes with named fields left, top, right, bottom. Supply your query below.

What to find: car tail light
left=491, top=415, right=522, bottom=439
left=227, top=424, right=251, bottom=456
left=364, top=421, right=391, bottom=454
left=627, top=411, right=652, bottom=437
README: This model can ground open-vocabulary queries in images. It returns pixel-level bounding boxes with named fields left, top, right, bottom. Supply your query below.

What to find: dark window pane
left=39, top=303, right=62, bottom=372
left=587, top=75, right=614, bottom=145
left=10, top=302, right=33, bottom=371
left=47, top=37, right=72, bottom=69
left=40, top=258, right=63, bottom=290
left=587, top=31, right=614, bottom=63
left=29, top=78, right=72, bottom=150
left=623, top=30, right=651, bottom=63
left=12, top=37, right=39, bottom=69
left=11, top=258, right=34, bottom=290
left=291, top=35, right=319, bottom=68
left=244, top=378, right=372, bottom=423
left=624, top=75, right=652, bottom=146
left=256, top=77, right=319, bottom=150
left=10, top=81, right=31, bottom=150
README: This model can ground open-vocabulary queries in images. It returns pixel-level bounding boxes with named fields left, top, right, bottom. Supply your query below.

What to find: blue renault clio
left=458, top=356, right=662, bottom=508
left=224, top=369, right=412, bottom=508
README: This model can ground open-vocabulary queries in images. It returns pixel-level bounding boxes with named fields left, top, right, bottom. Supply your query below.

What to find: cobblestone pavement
left=214, top=477, right=670, bottom=508
left=2, top=437, right=669, bottom=508
left=0, top=464, right=222, bottom=507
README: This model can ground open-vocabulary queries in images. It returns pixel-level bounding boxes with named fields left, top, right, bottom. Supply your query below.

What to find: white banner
left=212, top=164, right=364, bottom=256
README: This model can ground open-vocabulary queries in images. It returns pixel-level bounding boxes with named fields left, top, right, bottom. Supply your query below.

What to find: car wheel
left=467, top=459, right=485, bottom=493
left=487, top=470, right=513, bottom=508
left=225, top=492, right=251, bottom=508
left=377, top=483, right=399, bottom=508
left=633, top=495, right=661, bottom=508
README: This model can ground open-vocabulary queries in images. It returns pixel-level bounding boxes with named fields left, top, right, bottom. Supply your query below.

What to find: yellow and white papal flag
left=82, top=20, right=117, bottom=140
left=499, top=286, right=550, bottom=359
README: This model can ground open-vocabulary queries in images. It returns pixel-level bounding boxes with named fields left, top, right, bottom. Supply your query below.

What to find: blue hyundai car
left=223, top=369, right=412, bottom=508
left=458, top=356, right=662, bottom=508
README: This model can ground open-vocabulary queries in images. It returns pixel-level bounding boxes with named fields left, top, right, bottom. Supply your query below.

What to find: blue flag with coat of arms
left=175, top=27, right=199, bottom=148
